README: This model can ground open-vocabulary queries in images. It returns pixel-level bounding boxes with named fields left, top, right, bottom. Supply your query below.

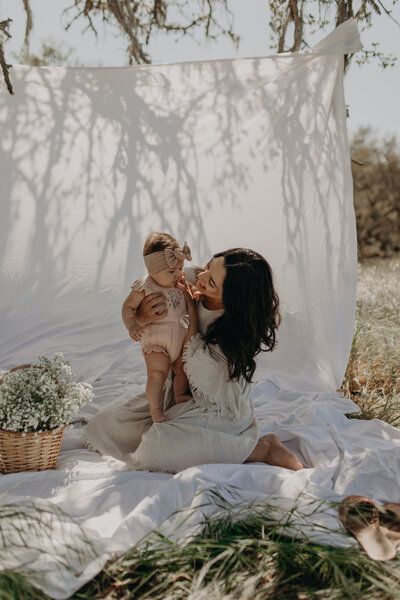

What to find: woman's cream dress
left=83, top=301, right=259, bottom=472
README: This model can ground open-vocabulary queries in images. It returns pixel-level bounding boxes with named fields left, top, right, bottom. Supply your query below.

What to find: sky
left=1, top=0, right=399, bottom=141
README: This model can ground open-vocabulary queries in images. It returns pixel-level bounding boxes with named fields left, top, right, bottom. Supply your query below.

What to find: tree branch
left=22, top=0, right=33, bottom=49
left=0, top=19, right=13, bottom=94
left=289, top=0, right=303, bottom=51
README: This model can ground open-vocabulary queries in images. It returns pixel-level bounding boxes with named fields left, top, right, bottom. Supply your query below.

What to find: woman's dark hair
left=203, top=248, right=281, bottom=384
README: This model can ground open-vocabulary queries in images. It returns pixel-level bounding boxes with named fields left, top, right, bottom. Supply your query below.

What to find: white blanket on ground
left=1, top=19, right=400, bottom=599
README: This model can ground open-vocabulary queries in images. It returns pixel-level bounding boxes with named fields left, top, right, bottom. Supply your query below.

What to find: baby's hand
left=192, top=288, right=204, bottom=301
left=150, top=408, right=168, bottom=423
left=178, top=275, right=203, bottom=302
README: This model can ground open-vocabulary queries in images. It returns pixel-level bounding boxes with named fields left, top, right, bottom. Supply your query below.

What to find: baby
left=122, top=232, right=192, bottom=422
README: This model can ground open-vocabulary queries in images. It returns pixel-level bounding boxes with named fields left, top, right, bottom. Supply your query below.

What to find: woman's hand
left=135, top=292, right=167, bottom=326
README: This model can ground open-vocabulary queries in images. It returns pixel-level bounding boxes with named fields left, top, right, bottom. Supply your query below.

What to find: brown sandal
left=339, top=495, right=397, bottom=561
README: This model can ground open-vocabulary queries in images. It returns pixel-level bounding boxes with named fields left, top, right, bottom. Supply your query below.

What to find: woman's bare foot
left=245, top=434, right=304, bottom=471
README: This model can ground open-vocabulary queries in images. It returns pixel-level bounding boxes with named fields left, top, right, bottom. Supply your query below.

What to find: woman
left=83, top=248, right=303, bottom=472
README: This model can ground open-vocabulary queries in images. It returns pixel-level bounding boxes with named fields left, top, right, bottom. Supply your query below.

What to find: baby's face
left=152, top=260, right=184, bottom=288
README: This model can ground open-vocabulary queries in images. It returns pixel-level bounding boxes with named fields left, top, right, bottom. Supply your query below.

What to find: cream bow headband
left=144, top=241, right=192, bottom=274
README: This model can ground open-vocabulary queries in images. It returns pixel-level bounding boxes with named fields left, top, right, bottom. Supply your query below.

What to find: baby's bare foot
left=246, top=434, right=304, bottom=471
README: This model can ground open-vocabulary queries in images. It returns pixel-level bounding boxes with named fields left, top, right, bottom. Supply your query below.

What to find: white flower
left=0, top=353, right=93, bottom=433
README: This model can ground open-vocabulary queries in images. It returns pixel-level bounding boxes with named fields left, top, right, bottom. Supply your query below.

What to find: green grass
left=0, top=571, right=46, bottom=600
left=2, top=257, right=399, bottom=600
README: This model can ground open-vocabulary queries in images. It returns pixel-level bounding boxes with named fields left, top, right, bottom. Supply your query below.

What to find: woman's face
left=196, top=257, right=226, bottom=304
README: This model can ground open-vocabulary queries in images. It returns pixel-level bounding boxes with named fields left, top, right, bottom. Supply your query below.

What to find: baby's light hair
left=143, top=232, right=179, bottom=256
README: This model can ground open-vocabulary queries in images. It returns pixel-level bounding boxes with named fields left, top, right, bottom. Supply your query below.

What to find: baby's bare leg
left=144, top=352, right=171, bottom=422
left=172, top=354, right=192, bottom=403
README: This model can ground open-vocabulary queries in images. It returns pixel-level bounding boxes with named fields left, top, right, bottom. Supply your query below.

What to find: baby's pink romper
left=131, top=275, right=188, bottom=363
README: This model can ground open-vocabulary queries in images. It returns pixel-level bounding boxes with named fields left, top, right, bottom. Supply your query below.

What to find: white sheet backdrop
left=1, top=19, right=400, bottom=599
left=1, top=20, right=361, bottom=392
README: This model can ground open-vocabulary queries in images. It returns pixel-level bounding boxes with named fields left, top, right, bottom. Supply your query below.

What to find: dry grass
left=342, top=256, right=400, bottom=426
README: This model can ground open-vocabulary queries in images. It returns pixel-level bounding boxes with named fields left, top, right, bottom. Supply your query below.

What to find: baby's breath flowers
left=0, top=353, right=93, bottom=433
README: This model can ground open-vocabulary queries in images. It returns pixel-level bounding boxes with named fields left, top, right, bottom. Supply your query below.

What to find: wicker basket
left=0, top=427, right=64, bottom=474
left=0, top=363, right=64, bottom=474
